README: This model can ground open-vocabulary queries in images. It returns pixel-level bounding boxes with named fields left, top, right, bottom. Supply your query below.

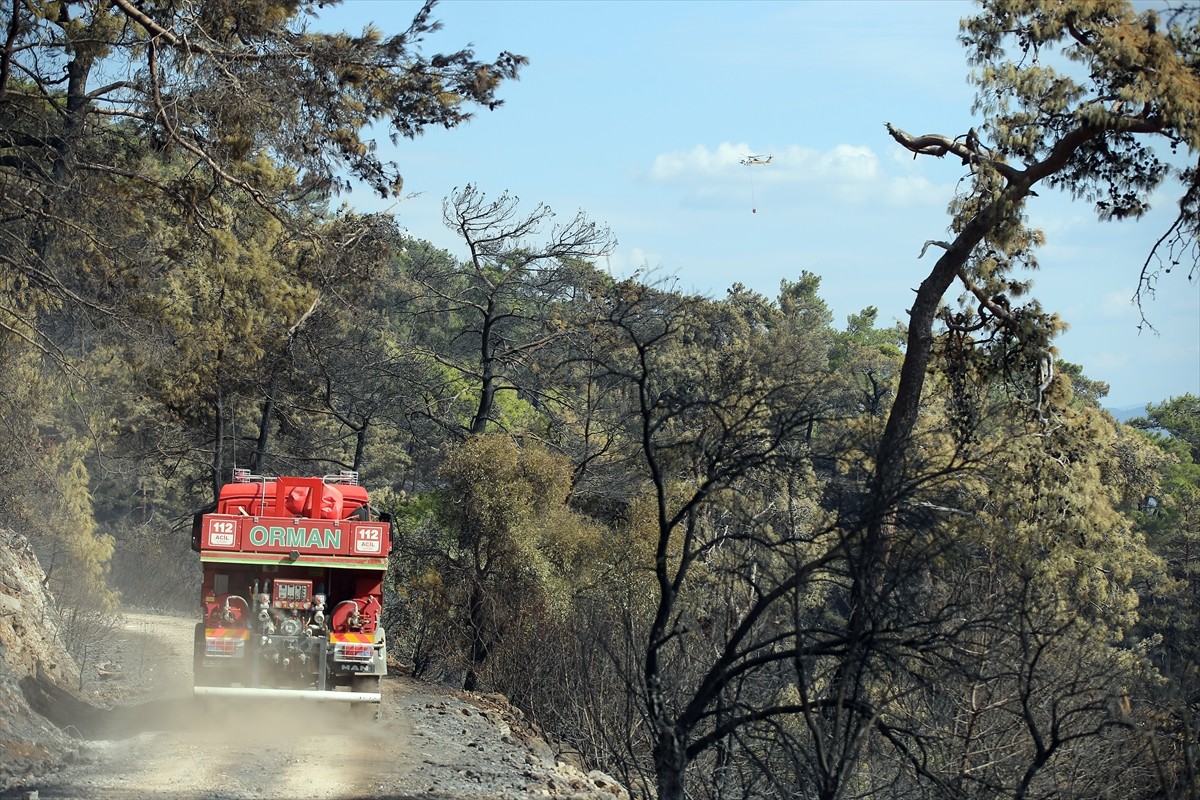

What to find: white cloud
left=603, top=245, right=667, bottom=280
left=887, top=145, right=919, bottom=166
left=1098, top=289, right=1139, bottom=319
left=649, top=143, right=748, bottom=179
left=1087, top=350, right=1133, bottom=371
left=647, top=141, right=949, bottom=209
left=808, top=144, right=880, bottom=181
left=629, top=246, right=659, bottom=269
left=884, top=174, right=940, bottom=206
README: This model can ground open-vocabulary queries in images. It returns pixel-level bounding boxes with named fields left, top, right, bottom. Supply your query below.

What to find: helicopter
left=739, top=154, right=773, bottom=211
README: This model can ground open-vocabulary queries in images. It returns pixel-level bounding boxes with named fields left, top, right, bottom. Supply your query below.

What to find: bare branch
left=886, top=123, right=1021, bottom=182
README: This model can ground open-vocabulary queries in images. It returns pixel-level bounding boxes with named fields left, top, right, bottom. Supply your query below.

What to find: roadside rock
left=0, top=529, right=83, bottom=790
left=393, top=682, right=629, bottom=800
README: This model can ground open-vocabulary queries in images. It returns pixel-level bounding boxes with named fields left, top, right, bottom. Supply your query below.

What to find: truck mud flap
left=193, top=686, right=381, bottom=703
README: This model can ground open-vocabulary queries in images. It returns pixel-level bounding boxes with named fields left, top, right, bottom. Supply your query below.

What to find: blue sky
left=319, top=0, right=1199, bottom=410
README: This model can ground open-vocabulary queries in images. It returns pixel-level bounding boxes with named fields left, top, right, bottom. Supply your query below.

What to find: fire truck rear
left=191, top=470, right=391, bottom=705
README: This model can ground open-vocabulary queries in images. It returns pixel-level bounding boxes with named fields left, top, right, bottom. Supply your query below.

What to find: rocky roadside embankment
left=0, top=529, right=84, bottom=788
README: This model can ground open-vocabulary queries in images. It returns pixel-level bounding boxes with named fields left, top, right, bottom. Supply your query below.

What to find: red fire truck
left=191, top=470, right=390, bottom=704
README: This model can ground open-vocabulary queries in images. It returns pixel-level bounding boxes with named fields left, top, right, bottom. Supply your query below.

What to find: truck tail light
left=205, top=637, right=245, bottom=657
left=205, top=628, right=249, bottom=658
left=333, top=643, right=373, bottom=662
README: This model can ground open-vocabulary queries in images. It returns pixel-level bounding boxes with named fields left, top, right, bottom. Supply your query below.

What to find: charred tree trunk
left=652, top=727, right=688, bottom=800
left=252, top=382, right=275, bottom=474
left=464, top=580, right=490, bottom=691
left=211, top=391, right=225, bottom=501
left=352, top=418, right=369, bottom=473
left=470, top=297, right=498, bottom=436
left=31, top=20, right=94, bottom=271
left=0, top=2, right=21, bottom=97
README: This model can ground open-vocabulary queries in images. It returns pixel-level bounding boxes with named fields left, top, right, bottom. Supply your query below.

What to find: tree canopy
left=0, top=0, right=525, bottom=352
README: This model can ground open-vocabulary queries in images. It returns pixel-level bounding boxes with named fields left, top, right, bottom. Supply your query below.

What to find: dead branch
left=886, top=123, right=1020, bottom=181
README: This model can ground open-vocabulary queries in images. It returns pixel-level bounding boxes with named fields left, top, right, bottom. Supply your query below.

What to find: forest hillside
left=0, top=1, right=1197, bottom=798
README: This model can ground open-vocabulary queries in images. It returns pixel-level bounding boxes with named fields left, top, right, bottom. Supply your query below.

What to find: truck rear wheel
left=193, top=622, right=235, bottom=687
left=350, top=674, right=381, bottom=694
left=350, top=674, right=381, bottom=720
left=193, top=623, right=207, bottom=684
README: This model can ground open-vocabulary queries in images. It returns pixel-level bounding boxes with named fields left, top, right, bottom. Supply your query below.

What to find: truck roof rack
left=230, top=469, right=359, bottom=486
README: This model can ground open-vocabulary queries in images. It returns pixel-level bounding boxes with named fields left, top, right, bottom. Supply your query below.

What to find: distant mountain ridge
left=1107, top=404, right=1149, bottom=422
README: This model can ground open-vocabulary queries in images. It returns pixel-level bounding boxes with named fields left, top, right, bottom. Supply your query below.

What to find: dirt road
left=2, top=614, right=627, bottom=800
